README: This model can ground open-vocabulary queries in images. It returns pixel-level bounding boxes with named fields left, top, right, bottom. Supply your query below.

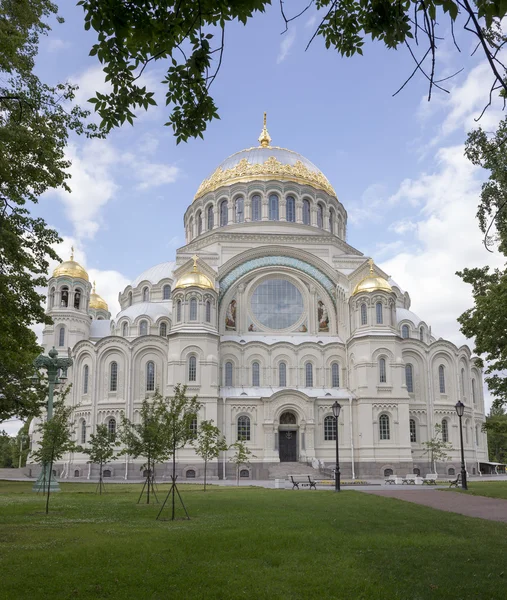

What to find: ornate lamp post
left=31, top=347, right=73, bottom=493
left=332, top=401, right=341, bottom=492
left=455, top=400, right=468, bottom=490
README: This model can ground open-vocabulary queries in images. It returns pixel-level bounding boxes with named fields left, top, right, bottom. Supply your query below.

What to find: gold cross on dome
left=192, top=254, right=199, bottom=270
left=368, top=258, right=374, bottom=274
left=93, top=280, right=96, bottom=292
left=70, top=246, right=74, bottom=261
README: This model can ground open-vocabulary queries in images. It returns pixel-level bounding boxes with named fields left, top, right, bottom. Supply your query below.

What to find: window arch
left=224, top=361, right=233, bottom=386
left=128, top=291, right=133, bottom=306
left=441, top=419, right=449, bottom=443
left=269, top=194, right=279, bottom=220
left=252, top=362, right=260, bottom=386
left=472, top=378, right=477, bottom=404
left=401, top=324, right=409, bottom=339
left=438, top=365, right=446, bottom=393
left=329, top=208, right=335, bottom=233
left=237, top=415, right=250, bottom=441
left=190, top=417, right=198, bottom=438
left=177, top=300, right=182, bottom=321
left=331, top=362, right=340, bottom=388
left=419, top=326, right=424, bottom=342
left=108, top=418, right=116, bottom=438
left=186, top=469, right=196, bottom=479
left=189, top=298, right=198, bottom=321
left=286, top=196, right=296, bottom=222
left=461, top=368, right=466, bottom=398
left=251, top=194, right=261, bottom=221
left=409, top=419, right=416, bottom=442
left=219, top=199, right=228, bottom=226
left=81, top=420, right=87, bottom=444
left=122, top=322, right=128, bottom=337
left=49, top=287, right=55, bottom=308
left=146, top=361, right=155, bottom=391
left=324, top=415, right=337, bottom=441
left=139, top=320, right=148, bottom=336
left=305, top=362, right=313, bottom=387
left=360, top=303, right=367, bottom=325
left=74, top=288, right=82, bottom=309
left=317, top=203, right=324, bottom=228
left=303, top=199, right=311, bottom=225
left=405, top=364, right=414, bottom=393
left=448, top=467, right=455, bottom=476
left=60, top=286, right=69, bottom=307
left=205, top=300, right=211, bottom=323
left=279, top=362, right=287, bottom=387
left=188, top=356, right=197, bottom=382
left=163, top=285, right=171, bottom=300
left=83, top=365, right=89, bottom=394
left=379, top=358, right=387, bottom=383
left=197, top=210, right=202, bottom=235
left=110, top=362, right=118, bottom=392
left=142, top=287, right=149, bottom=302
left=159, top=322, right=167, bottom=337
left=207, top=205, right=214, bottom=230
left=376, top=302, right=383, bottom=324
left=58, top=325, right=65, bottom=347
left=235, top=196, right=244, bottom=223
left=379, top=414, right=390, bottom=440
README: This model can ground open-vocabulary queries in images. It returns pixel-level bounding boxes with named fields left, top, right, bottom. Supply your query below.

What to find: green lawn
left=445, top=480, right=507, bottom=499
left=1, top=481, right=506, bottom=600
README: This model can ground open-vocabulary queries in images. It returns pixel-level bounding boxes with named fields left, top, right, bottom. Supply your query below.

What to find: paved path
left=359, top=488, right=507, bottom=522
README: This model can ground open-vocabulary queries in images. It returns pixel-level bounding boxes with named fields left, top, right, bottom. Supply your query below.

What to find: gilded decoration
left=194, top=155, right=336, bottom=200
left=53, top=246, right=89, bottom=281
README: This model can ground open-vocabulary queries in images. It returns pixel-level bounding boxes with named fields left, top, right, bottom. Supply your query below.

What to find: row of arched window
left=49, top=286, right=83, bottom=310
left=126, top=284, right=172, bottom=307
left=175, top=298, right=212, bottom=323
left=79, top=418, right=116, bottom=444
left=120, top=321, right=169, bottom=337
left=223, top=361, right=340, bottom=388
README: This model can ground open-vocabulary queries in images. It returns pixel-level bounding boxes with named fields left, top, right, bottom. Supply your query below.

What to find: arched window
left=419, top=326, right=424, bottom=342
left=74, top=288, right=82, bottom=310
left=269, top=194, right=279, bottom=220
left=142, top=287, right=149, bottom=302
left=188, top=356, right=197, bottom=382
left=376, top=302, right=383, bottom=324
left=188, top=217, right=194, bottom=240
left=186, top=469, right=196, bottom=479
left=405, top=364, right=414, bottom=393
left=139, top=320, right=148, bottom=336
left=128, top=291, right=132, bottom=306
left=237, top=415, right=250, bottom=441
left=225, top=361, right=233, bottom=386
left=303, top=199, right=311, bottom=225
left=58, top=326, right=65, bottom=347
left=83, top=365, right=89, bottom=394
left=110, top=362, right=118, bottom=392
left=177, top=300, right=182, bottom=321
left=61, top=286, right=69, bottom=307
left=329, top=208, right=335, bottom=233
left=461, top=368, right=466, bottom=398
left=331, top=362, right=340, bottom=388
left=401, top=324, right=409, bottom=339
left=122, top=322, right=128, bottom=337
left=324, top=415, right=337, bottom=441
left=163, top=285, right=171, bottom=300
left=190, top=417, right=198, bottom=438
left=197, top=211, right=202, bottom=235
left=476, top=425, right=480, bottom=446
left=205, top=300, right=211, bottom=323
left=189, top=298, right=198, bottom=320
left=219, top=199, right=228, bottom=226
left=441, top=419, right=449, bottom=443
left=379, top=414, right=390, bottom=440
left=207, top=205, right=214, bottom=230
left=439, top=365, right=446, bottom=393
left=465, top=419, right=469, bottom=444
left=360, top=303, right=367, bottom=325
left=379, top=358, right=387, bottom=383
left=251, top=194, right=261, bottom=221
left=317, top=203, right=324, bottom=228
left=81, top=420, right=87, bottom=444
left=410, top=419, right=416, bottom=442
left=159, top=322, right=167, bottom=337
left=279, top=362, right=287, bottom=387
left=49, top=287, right=55, bottom=308
left=235, top=196, right=244, bottom=223
left=74, top=469, right=80, bottom=478
left=472, top=378, right=476, bottom=404
left=305, top=362, right=313, bottom=387
left=146, top=361, right=155, bottom=391
left=286, top=196, right=296, bottom=222
left=252, top=362, right=260, bottom=386
left=384, top=468, right=393, bottom=477
left=108, top=418, right=116, bottom=438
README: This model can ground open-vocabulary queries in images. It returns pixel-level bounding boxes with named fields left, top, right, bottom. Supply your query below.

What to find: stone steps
left=268, top=462, right=322, bottom=480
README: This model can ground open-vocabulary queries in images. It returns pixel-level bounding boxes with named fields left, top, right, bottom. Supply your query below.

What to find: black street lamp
left=332, top=401, right=341, bottom=492
left=455, top=400, right=468, bottom=490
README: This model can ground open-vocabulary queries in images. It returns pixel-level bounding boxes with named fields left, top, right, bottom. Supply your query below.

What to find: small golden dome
left=53, top=247, right=89, bottom=281
left=89, top=281, right=108, bottom=311
left=353, top=259, right=392, bottom=296
left=174, top=256, right=214, bottom=290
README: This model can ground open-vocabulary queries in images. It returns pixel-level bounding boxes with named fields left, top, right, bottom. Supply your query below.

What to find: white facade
left=29, top=134, right=488, bottom=480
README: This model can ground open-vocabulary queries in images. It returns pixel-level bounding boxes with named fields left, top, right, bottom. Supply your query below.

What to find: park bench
left=385, top=475, right=403, bottom=485
left=422, top=474, right=438, bottom=485
left=402, top=474, right=417, bottom=485
left=289, top=474, right=317, bottom=490
left=448, top=473, right=462, bottom=488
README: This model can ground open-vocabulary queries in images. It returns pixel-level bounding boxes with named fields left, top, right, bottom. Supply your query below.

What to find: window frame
left=81, top=420, right=87, bottom=444
left=279, top=361, right=287, bottom=387
left=235, top=196, right=244, bottom=223
left=139, top=320, right=148, bottom=336
left=219, top=199, right=228, bottom=226
left=379, top=358, right=387, bottom=383
left=442, top=418, right=449, bottom=443
left=324, top=415, right=337, bottom=441
left=207, top=205, right=214, bottom=230
left=237, top=415, right=251, bottom=441
left=302, top=199, right=311, bottom=225
left=268, top=194, right=279, bottom=220
left=376, top=302, right=383, bottom=325
left=83, top=365, right=89, bottom=394
left=159, top=322, right=167, bottom=337
left=379, top=414, right=390, bottom=440
left=439, top=365, right=446, bottom=393
left=58, top=325, right=65, bottom=347
left=110, top=361, right=118, bottom=392
left=146, top=361, right=155, bottom=391
left=331, top=362, right=340, bottom=388
left=252, top=361, right=260, bottom=387
left=360, top=303, right=367, bottom=326
left=286, top=196, right=296, bottom=222
left=224, top=361, right=233, bottom=387
left=405, top=363, right=414, bottom=393
left=401, top=324, right=409, bottom=339
left=305, top=362, right=313, bottom=387
left=409, top=418, right=417, bottom=443
left=251, top=194, right=261, bottom=221
left=188, top=355, right=197, bottom=382
left=189, top=297, right=198, bottom=321
left=163, top=285, right=171, bottom=300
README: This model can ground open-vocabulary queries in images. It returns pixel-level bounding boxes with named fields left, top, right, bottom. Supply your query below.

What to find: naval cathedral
left=29, top=119, right=488, bottom=480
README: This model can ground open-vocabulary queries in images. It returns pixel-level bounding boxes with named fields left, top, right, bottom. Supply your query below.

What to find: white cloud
left=305, top=15, right=317, bottom=28
left=47, top=38, right=71, bottom=53
left=389, top=219, right=418, bottom=235
left=348, top=183, right=387, bottom=225
left=135, top=162, right=181, bottom=190
left=277, top=28, right=297, bottom=64
left=88, top=269, right=130, bottom=316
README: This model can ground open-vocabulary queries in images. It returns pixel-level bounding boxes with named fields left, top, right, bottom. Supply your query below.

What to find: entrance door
left=279, top=430, right=297, bottom=462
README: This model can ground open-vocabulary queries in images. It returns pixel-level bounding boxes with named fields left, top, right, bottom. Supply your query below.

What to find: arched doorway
left=279, top=411, right=298, bottom=462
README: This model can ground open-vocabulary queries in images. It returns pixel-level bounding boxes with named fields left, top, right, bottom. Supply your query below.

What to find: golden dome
left=174, top=256, right=214, bottom=290
left=353, top=259, right=392, bottom=296
left=53, top=247, right=89, bottom=281
left=89, top=281, right=108, bottom=311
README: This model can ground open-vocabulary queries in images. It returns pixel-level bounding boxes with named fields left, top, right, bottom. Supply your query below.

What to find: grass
left=444, top=480, right=507, bottom=500
left=1, top=481, right=507, bottom=600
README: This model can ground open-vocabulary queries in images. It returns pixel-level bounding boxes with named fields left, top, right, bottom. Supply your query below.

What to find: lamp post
left=31, top=347, right=73, bottom=493
left=455, top=400, right=468, bottom=490
left=332, top=401, right=341, bottom=492
left=18, top=434, right=28, bottom=469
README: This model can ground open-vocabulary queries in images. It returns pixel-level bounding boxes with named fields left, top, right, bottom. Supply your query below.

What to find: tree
left=0, top=1, right=99, bottom=423
left=422, top=423, right=453, bottom=474
left=11, top=421, right=31, bottom=468
left=483, top=402, right=507, bottom=463
left=0, top=431, right=15, bottom=468
left=79, top=423, right=118, bottom=494
left=229, top=440, right=255, bottom=486
left=192, top=419, right=227, bottom=491
left=79, top=0, right=507, bottom=142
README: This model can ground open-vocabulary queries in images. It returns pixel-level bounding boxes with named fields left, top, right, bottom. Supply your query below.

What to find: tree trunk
left=99, top=462, right=103, bottom=495
left=204, top=459, right=207, bottom=492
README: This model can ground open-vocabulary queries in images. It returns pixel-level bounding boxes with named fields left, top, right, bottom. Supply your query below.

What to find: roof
left=131, top=261, right=176, bottom=288
left=396, top=308, right=424, bottom=327
left=115, top=302, right=172, bottom=322
left=90, top=320, right=112, bottom=339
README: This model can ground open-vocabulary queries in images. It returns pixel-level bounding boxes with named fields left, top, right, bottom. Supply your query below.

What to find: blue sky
left=5, top=2, right=503, bottom=434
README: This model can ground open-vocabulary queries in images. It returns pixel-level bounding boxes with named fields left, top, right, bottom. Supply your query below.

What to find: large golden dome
left=194, top=114, right=336, bottom=201
left=89, top=281, right=108, bottom=310
left=353, top=260, right=392, bottom=296
left=174, top=256, right=214, bottom=290
left=53, top=247, right=89, bottom=281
